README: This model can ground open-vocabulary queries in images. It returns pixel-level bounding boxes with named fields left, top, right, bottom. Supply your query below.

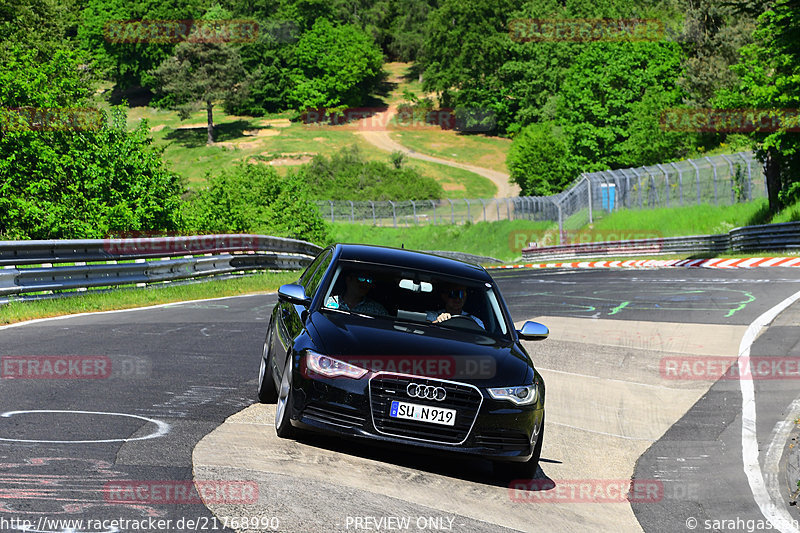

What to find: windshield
left=319, top=262, right=510, bottom=338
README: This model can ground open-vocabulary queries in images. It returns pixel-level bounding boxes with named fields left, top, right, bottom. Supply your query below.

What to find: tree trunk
left=206, top=100, right=214, bottom=145
left=765, top=147, right=782, bottom=213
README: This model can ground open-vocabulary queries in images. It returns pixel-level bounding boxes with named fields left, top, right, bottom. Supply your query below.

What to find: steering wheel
left=442, top=314, right=484, bottom=331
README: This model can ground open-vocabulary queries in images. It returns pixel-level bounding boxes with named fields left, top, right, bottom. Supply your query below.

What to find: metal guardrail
left=0, top=234, right=322, bottom=297
left=521, top=222, right=800, bottom=261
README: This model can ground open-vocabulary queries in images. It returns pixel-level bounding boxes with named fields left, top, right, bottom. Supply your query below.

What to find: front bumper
left=290, top=370, right=544, bottom=462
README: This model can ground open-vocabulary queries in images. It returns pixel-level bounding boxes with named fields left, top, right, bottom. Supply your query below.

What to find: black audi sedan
left=258, top=243, right=548, bottom=476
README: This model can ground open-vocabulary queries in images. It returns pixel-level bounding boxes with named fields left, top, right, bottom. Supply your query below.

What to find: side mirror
left=518, top=321, right=549, bottom=341
left=278, top=284, right=311, bottom=306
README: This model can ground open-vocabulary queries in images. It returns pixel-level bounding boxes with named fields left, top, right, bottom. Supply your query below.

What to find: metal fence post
left=631, top=168, right=643, bottom=208
left=656, top=164, right=670, bottom=207
left=737, top=152, right=753, bottom=201
left=329, top=201, right=334, bottom=222
left=465, top=199, right=471, bottom=222
left=687, top=159, right=701, bottom=205
left=411, top=200, right=417, bottom=225
left=705, top=156, right=719, bottom=204
left=389, top=200, right=397, bottom=228
left=584, top=175, right=593, bottom=223
left=669, top=162, right=683, bottom=205
left=557, top=202, right=564, bottom=244
left=430, top=200, right=436, bottom=225
left=720, top=154, right=735, bottom=203
left=348, top=200, right=355, bottom=222
left=479, top=199, right=486, bottom=221
left=369, top=201, right=375, bottom=225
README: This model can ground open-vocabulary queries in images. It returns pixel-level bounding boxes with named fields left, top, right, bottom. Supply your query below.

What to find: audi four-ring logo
left=407, top=383, right=447, bottom=401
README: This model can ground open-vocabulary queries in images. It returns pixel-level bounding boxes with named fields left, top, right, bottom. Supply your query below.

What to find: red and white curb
left=489, top=257, right=800, bottom=270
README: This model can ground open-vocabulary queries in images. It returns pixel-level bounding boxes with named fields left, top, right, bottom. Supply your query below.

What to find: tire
left=257, top=330, right=278, bottom=403
left=495, top=415, right=544, bottom=480
left=275, top=355, right=296, bottom=438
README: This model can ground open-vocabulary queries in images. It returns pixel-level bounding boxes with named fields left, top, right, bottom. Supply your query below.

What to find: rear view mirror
left=398, top=279, right=433, bottom=293
left=518, top=321, right=549, bottom=341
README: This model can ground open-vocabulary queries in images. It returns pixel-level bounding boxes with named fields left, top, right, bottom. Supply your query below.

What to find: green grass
left=389, top=129, right=511, bottom=173
left=586, top=200, right=769, bottom=237
left=330, top=219, right=557, bottom=262
left=127, top=106, right=498, bottom=196
left=768, top=198, right=800, bottom=224
left=0, top=271, right=298, bottom=325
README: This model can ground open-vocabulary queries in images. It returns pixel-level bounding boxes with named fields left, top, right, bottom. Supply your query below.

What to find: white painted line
left=548, top=421, right=656, bottom=442
left=0, top=292, right=269, bottom=332
left=537, top=367, right=680, bottom=391
left=739, top=289, right=800, bottom=533
left=0, top=410, right=170, bottom=444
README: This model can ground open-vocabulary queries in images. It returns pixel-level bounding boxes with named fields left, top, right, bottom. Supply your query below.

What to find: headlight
left=305, top=351, right=368, bottom=379
left=487, top=384, right=538, bottom=406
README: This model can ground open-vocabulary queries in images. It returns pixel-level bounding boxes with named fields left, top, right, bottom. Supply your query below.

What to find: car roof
left=334, top=243, right=493, bottom=283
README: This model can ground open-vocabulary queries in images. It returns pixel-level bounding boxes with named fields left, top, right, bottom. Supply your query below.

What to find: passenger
left=326, top=272, right=387, bottom=315
left=427, top=284, right=484, bottom=328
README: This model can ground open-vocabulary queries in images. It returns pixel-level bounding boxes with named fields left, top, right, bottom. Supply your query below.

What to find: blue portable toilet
left=600, top=183, right=616, bottom=211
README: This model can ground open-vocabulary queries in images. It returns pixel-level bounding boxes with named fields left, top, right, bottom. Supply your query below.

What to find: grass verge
left=0, top=271, right=299, bottom=325
left=586, top=200, right=769, bottom=236
left=330, top=219, right=556, bottom=263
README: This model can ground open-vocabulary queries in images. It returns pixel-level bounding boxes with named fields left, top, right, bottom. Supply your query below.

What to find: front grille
left=473, top=429, right=531, bottom=452
left=302, top=402, right=366, bottom=430
left=369, top=373, right=482, bottom=445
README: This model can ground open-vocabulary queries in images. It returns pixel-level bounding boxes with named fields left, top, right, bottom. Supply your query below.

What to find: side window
left=299, top=250, right=330, bottom=287
left=303, top=251, right=332, bottom=299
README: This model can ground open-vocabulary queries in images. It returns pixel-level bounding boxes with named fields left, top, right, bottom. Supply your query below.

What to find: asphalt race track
left=1, top=267, right=800, bottom=532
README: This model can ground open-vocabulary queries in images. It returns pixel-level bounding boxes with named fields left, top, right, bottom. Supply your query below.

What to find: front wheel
left=257, top=331, right=278, bottom=403
left=275, top=355, right=296, bottom=438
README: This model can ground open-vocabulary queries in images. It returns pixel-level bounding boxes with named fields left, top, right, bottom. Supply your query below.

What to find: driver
left=326, top=272, right=387, bottom=315
left=427, top=283, right=484, bottom=329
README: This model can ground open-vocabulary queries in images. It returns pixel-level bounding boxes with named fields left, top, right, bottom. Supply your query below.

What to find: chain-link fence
left=317, top=151, right=764, bottom=231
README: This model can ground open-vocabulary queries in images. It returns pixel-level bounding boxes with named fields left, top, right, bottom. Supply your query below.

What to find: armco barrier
left=0, top=234, right=322, bottom=297
left=522, top=221, right=800, bottom=261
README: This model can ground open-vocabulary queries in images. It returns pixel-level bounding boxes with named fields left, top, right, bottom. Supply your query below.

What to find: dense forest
left=1, top=0, right=799, bottom=240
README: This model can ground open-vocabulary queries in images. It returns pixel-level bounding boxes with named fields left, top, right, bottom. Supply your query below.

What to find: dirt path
left=355, top=107, right=520, bottom=199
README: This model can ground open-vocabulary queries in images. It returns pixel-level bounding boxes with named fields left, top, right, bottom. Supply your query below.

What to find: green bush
left=294, top=145, right=443, bottom=201
left=182, top=163, right=330, bottom=244
left=507, top=122, right=581, bottom=196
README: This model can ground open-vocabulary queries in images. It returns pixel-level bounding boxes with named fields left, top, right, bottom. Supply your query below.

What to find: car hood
left=308, top=310, right=532, bottom=386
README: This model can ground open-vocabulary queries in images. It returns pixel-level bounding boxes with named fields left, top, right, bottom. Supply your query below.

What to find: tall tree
left=717, top=0, right=800, bottom=212
left=288, top=18, right=384, bottom=110
left=150, top=41, right=246, bottom=144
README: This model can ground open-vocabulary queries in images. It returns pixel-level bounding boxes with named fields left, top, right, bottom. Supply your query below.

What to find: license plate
left=389, top=401, right=456, bottom=426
